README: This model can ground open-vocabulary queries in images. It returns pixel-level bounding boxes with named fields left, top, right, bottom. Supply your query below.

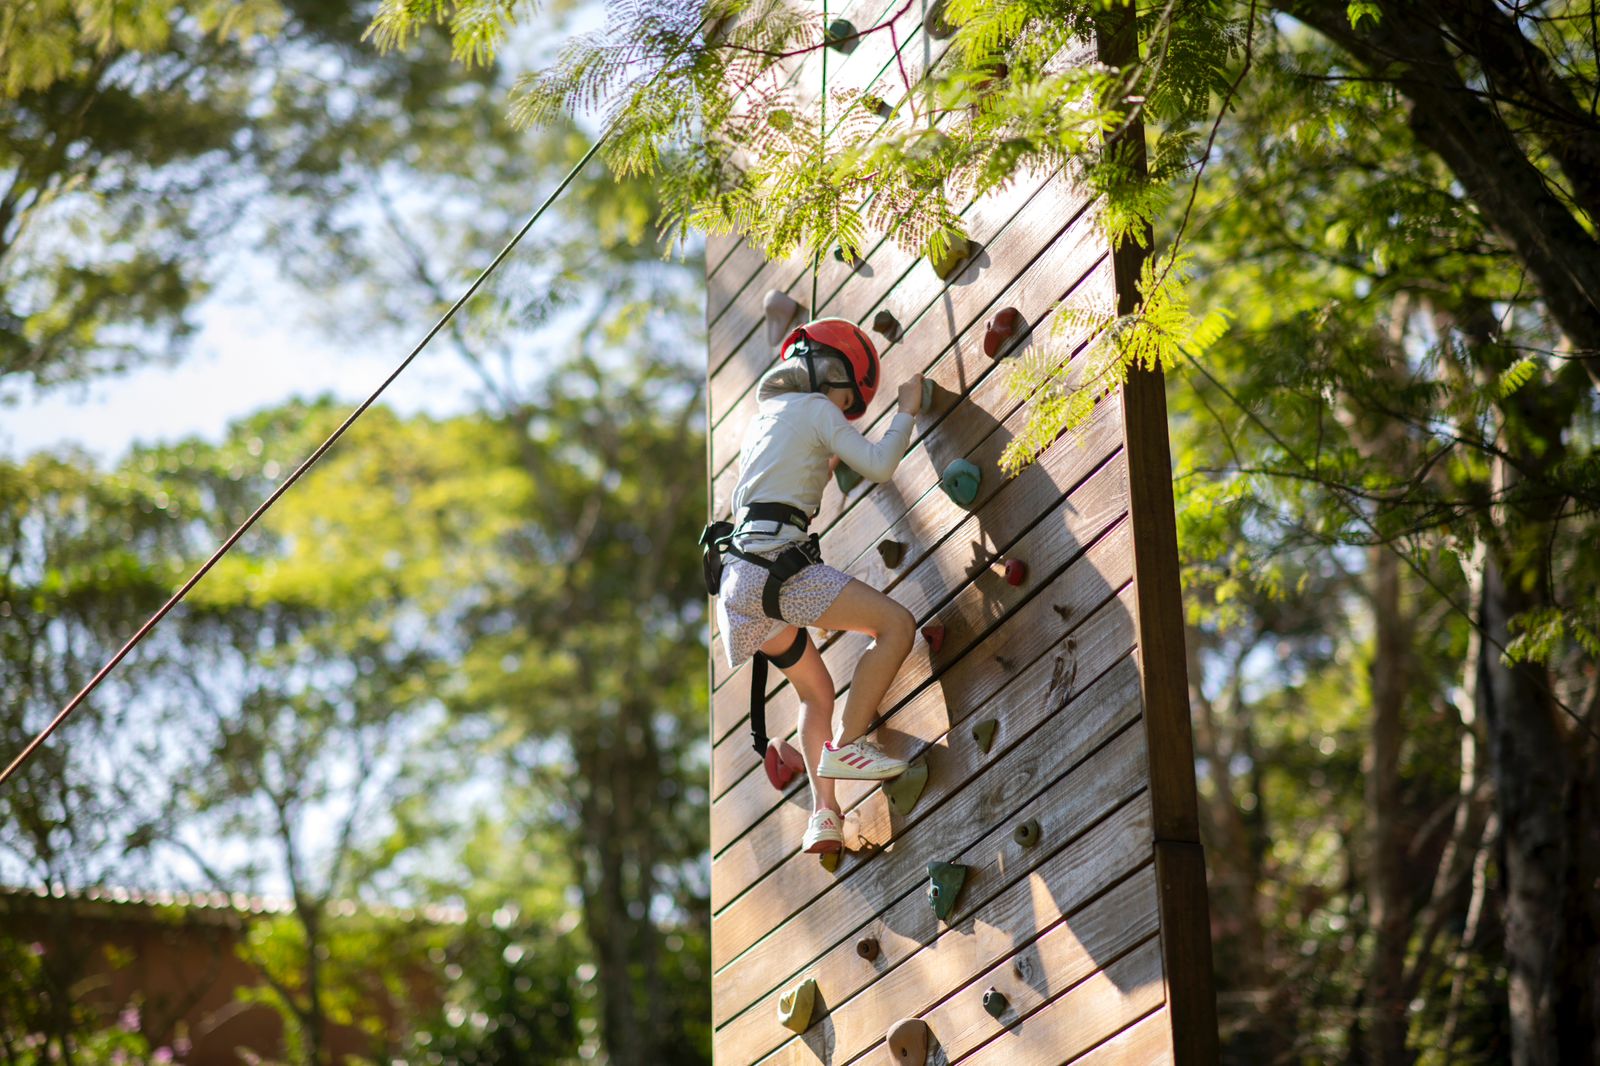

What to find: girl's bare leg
left=812, top=579, right=916, bottom=744
left=758, top=626, right=839, bottom=813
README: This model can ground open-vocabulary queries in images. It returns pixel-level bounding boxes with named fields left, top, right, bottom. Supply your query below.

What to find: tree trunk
left=1364, top=540, right=1411, bottom=1066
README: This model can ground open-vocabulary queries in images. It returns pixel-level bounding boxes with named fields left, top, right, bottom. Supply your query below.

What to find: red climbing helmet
left=780, top=317, right=880, bottom=420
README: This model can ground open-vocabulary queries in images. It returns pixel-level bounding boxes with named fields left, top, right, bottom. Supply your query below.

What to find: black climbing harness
left=700, top=502, right=824, bottom=757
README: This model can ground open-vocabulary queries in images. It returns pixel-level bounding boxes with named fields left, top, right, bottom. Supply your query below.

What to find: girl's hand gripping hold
left=898, top=373, right=925, bottom=416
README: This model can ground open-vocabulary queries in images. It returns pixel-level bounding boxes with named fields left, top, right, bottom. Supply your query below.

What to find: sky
left=2, top=264, right=485, bottom=464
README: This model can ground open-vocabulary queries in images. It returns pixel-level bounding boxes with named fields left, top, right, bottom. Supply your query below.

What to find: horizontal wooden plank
left=711, top=666, right=1148, bottom=1024
left=710, top=518, right=1135, bottom=866
left=1070, top=1006, right=1173, bottom=1066
left=709, top=452, right=1130, bottom=897
left=727, top=800, right=1155, bottom=1066
left=909, top=868, right=1161, bottom=1065
left=956, top=936, right=1166, bottom=1066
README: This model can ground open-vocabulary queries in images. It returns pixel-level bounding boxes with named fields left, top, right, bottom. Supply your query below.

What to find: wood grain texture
left=726, top=812, right=1156, bottom=1066
left=956, top=936, right=1166, bottom=1066
left=713, top=683, right=1148, bottom=1026
left=1068, top=1006, right=1173, bottom=1066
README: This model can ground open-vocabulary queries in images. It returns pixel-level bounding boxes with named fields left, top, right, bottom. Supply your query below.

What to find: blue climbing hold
left=940, top=459, right=981, bottom=508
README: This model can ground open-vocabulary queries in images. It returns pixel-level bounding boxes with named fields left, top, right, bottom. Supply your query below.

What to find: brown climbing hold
left=832, top=245, right=864, bottom=269
left=886, top=1017, right=930, bottom=1064
left=971, top=718, right=998, bottom=753
left=920, top=624, right=945, bottom=653
left=883, top=758, right=929, bottom=817
left=777, top=977, right=818, bottom=1033
left=856, top=936, right=880, bottom=961
left=871, top=309, right=902, bottom=342
left=930, top=237, right=977, bottom=281
left=1014, top=818, right=1041, bottom=848
left=764, top=737, right=805, bottom=791
left=877, top=539, right=906, bottom=569
left=983, top=306, right=1025, bottom=358
left=764, top=290, right=804, bottom=346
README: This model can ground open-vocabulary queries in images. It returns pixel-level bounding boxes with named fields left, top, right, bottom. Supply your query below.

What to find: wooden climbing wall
left=704, top=8, right=1217, bottom=1065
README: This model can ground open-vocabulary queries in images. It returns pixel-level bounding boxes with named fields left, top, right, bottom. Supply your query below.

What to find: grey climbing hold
left=877, top=539, right=906, bottom=569
left=920, top=377, right=937, bottom=412
left=926, top=861, right=968, bottom=922
left=939, top=458, right=981, bottom=508
left=982, top=987, right=1008, bottom=1018
left=764, top=290, right=804, bottom=346
left=886, top=1017, right=930, bottom=1064
left=971, top=718, right=997, bottom=754
left=778, top=977, right=818, bottom=1033
left=884, top=758, right=929, bottom=817
left=923, top=0, right=955, bottom=40
left=826, top=18, right=857, bottom=52
left=835, top=462, right=863, bottom=494
left=871, top=309, right=902, bottom=342
left=1013, top=818, right=1041, bottom=848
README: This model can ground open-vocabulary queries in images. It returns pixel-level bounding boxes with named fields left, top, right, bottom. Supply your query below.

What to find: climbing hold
left=778, top=977, right=818, bottom=1033
left=826, top=18, right=857, bottom=52
left=877, top=539, right=906, bottom=569
left=883, top=758, right=929, bottom=817
left=861, top=92, right=894, bottom=120
left=833, top=245, right=864, bottom=269
left=871, top=309, right=902, bottom=342
left=819, top=850, right=840, bottom=873
left=995, top=654, right=1014, bottom=671
left=764, top=290, right=805, bottom=346
left=983, top=306, right=1026, bottom=358
left=856, top=936, right=880, bottom=961
left=926, top=861, right=968, bottom=922
left=764, top=738, right=805, bottom=791
left=971, top=718, right=998, bottom=754
left=982, top=987, right=1008, bottom=1018
left=939, top=459, right=982, bottom=508
left=1013, top=818, right=1041, bottom=848
left=920, top=624, right=945, bottom=653
left=1001, top=558, right=1028, bottom=586
left=920, top=377, right=938, bottom=412
left=835, top=462, right=863, bottom=494
left=923, top=0, right=955, bottom=40
left=930, top=236, right=977, bottom=280
left=886, top=1018, right=930, bottom=1065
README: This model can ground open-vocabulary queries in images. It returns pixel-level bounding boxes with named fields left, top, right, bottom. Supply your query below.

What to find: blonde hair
left=758, top=352, right=852, bottom=402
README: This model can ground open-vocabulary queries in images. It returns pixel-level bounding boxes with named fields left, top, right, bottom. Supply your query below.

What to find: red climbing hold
left=764, top=737, right=805, bottom=791
left=983, top=306, right=1024, bottom=358
left=1002, top=558, right=1027, bottom=586
left=921, top=624, right=945, bottom=654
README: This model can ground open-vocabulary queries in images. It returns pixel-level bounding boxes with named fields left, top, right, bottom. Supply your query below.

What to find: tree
left=364, top=0, right=1599, bottom=1060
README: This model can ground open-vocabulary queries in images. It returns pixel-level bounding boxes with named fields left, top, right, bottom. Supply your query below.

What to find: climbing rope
left=0, top=135, right=608, bottom=790
left=811, top=0, right=830, bottom=315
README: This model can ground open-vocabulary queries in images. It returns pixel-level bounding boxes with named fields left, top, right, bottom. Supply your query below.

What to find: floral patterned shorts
left=716, top=548, right=853, bottom=669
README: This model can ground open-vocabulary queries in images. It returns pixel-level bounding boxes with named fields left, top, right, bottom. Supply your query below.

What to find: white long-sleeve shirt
left=730, top=392, right=914, bottom=553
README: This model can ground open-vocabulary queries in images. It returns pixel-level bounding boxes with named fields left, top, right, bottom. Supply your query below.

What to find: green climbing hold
left=835, top=462, right=863, bottom=493
left=982, top=987, right=1008, bottom=1018
left=930, top=236, right=976, bottom=280
left=884, top=758, right=928, bottom=817
left=971, top=718, right=997, bottom=754
left=819, top=850, right=840, bottom=873
left=940, top=459, right=981, bottom=507
left=778, top=977, right=818, bottom=1033
left=826, top=18, right=857, bottom=52
left=767, top=108, right=793, bottom=131
left=926, top=861, right=968, bottom=922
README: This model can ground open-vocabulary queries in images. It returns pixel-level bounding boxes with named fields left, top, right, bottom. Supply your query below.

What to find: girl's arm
left=821, top=404, right=915, bottom=483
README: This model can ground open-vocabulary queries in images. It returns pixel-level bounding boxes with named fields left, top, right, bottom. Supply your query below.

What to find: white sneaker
left=819, top=738, right=909, bottom=780
left=803, top=809, right=844, bottom=853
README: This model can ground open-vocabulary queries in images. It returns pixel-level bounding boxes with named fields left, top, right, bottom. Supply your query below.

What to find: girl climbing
left=703, top=317, right=923, bottom=855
